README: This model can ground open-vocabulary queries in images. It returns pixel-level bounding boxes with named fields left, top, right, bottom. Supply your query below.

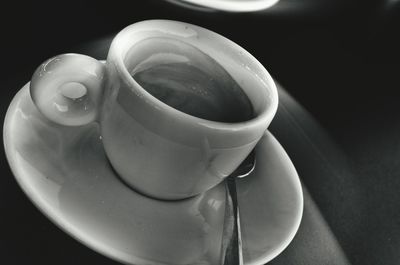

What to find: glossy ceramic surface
left=4, top=84, right=302, bottom=265
left=29, top=20, right=279, bottom=200
left=166, top=0, right=280, bottom=12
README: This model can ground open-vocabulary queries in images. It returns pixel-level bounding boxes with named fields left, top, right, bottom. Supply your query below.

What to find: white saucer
left=166, top=0, right=280, bottom=12
left=4, top=83, right=303, bottom=265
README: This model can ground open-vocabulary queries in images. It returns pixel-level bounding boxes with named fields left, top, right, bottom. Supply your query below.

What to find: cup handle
left=30, top=53, right=106, bottom=126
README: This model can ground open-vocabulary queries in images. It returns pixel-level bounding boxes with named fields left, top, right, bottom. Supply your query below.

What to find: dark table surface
left=2, top=1, right=400, bottom=264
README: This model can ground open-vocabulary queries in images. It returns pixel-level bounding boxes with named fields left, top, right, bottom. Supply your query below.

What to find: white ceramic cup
left=30, top=20, right=278, bottom=200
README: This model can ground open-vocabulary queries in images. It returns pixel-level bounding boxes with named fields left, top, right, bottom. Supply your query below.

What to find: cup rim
left=109, top=19, right=278, bottom=132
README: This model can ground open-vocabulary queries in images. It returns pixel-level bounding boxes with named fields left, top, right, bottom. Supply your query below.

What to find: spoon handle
left=222, top=176, right=243, bottom=265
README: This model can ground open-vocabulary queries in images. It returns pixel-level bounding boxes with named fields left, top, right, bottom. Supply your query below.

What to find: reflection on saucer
left=4, top=83, right=302, bottom=265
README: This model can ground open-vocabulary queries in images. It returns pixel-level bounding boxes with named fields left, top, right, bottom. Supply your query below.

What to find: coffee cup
left=30, top=20, right=278, bottom=200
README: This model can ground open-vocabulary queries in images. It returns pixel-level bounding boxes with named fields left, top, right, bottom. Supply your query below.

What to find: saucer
left=166, top=0, right=280, bottom=12
left=4, top=83, right=303, bottom=265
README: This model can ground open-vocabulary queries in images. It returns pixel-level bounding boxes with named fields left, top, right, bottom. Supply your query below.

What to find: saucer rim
left=4, top=83, right=303, bottom=265
left=176, top=0, right=280, bottom=12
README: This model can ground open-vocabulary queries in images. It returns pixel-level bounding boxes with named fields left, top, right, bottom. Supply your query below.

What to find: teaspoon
left=221, top=150, right=256, bottom=265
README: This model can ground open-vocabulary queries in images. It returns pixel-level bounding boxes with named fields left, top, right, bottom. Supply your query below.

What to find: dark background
left=1, top=0, right=400, bottom=264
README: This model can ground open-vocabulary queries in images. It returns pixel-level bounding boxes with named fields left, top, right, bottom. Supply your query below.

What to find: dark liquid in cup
left=126, top=38, right=254, bottom=123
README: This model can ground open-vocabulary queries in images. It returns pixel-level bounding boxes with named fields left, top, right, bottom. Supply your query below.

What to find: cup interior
left=125, top=37, right=257, bottom=123
left=110, top=20, right=278, bottom=128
